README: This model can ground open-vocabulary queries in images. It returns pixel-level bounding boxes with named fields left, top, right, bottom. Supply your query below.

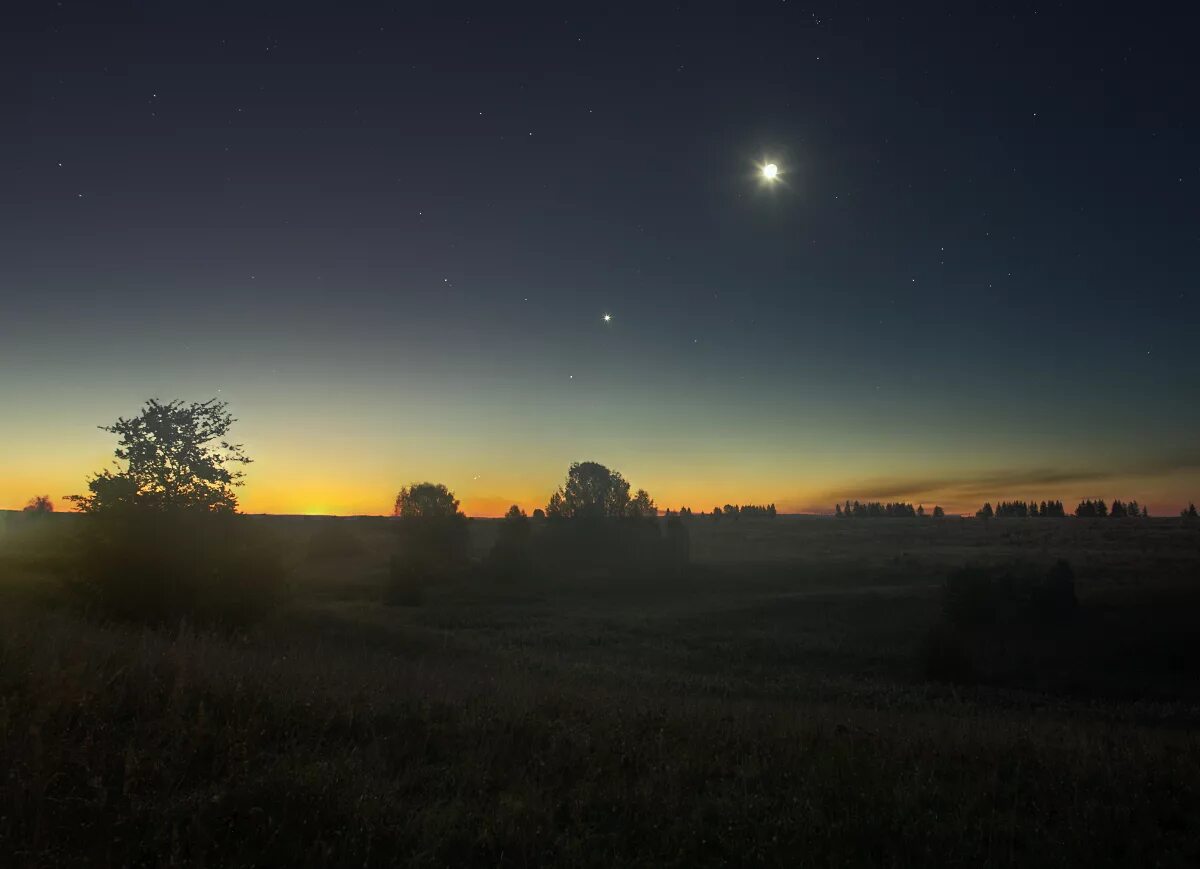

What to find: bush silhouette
left=23, top=495, right=54, bottom=514
left=66, top=511, right=285, bottom=626
left=920, top=622, right=976, bottom=683
left=941, top=561, right=1077, bottom=628
left=487, top=505, right=534, bottom=582
left=664, top=514, right=690, bottom=569
left=306, top=519, right=364, bottom=560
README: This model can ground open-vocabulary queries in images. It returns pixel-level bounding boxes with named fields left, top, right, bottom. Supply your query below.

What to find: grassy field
left=2, top=513, right=1199, bottom=866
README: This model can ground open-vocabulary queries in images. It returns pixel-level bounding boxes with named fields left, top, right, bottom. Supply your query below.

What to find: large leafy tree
left=393, top=482, right=463, bottom=519
left=67, top=399, right=251, bottom=513
left=545, top=461, right=643, bottom=519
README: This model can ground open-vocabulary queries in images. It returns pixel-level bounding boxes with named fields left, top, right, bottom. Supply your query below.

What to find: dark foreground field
left=2, top=514, right=1199, bottom=867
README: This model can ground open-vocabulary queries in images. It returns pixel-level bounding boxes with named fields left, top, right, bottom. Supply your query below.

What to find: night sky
left=5, top=3, right=1198, bottom=516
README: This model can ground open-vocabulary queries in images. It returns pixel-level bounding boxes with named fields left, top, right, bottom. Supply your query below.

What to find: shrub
left=920, top=622, right=976, bottom=683
left=383, top=555, right=428, bottom=606
left=305, top=519, right=364, bottom=560
left=538, top=517, right=668, bottom=574
left=65, top=512, right=286, bottom=626
left=941, top=561, right=1078, bottom=628
left=486, top=506, right=534, bottom=582
left=384, top=515, right=468, bottom=603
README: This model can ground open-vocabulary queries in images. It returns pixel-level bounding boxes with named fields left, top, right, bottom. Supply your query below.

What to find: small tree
left=933, top=505, right=945, bottom=518
left=1183, top=503, right=1199, bottom=520
left=67, top=398, right=250, bottom=514
left=63, top=400, right=282, bottom=624
left=488, top=504, right=533, bottom=581
left=388, top=482, right=468, bottom=602
left=23, top=495, right=54, bottom=514
left=628, top=488, right=657, bottom=519
left=976, top=502, right=993, bottom=520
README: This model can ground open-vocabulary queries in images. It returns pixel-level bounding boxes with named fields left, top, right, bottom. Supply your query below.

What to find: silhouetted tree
left=394, top=482, right=461, bottom=519
left=388, top=482, right=468, bottom=600
left=531, top=508, right=546, bottom=520
left=976, top=502, right=994, bottom=520
left=63, top=400, right=283, bottom=624
left=67, top=398, right=250, bottom=514
left=932, top=505, right=945, bottom=518
left=917, top=504, right=925, bottom=517
left=835, top=503, right=843, bottom=518
left=23, top=495, right=54, bottom=514
left=712, top=506, right=722, bottom=518
left=545, top=461, right=633, bottom=519
left=839, top=500, right=918, bottom=518
left=1075, top=499, right=1109, bottom=518
left=664, top=513, right=690, bottom=568
left=488, top=504, right=532, bottom=581
left=1110, top=499, right=1128, bottom=518
left=540, top=462, right=665, bottom=571
left=628, top=488, right=657, bottom=519
left=1183, top=503, right=1199, bottom=520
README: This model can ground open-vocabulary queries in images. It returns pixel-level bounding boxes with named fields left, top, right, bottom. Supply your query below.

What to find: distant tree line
left=972, top=498, right=1151, bottom=519
left=712, top=503, right=777, bottom=519
left=835, top=500, right=943, bottom=519
left=976, top=500, right=1067, bottom=519
left=1072, top=499, right=1148, bottom=518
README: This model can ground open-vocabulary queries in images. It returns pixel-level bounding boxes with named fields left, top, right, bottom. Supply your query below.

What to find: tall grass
left=2, top=601, right=1197, bottom=867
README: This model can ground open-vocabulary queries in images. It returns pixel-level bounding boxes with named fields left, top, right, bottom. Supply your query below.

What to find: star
left=603, top=313, right=612, bottom=323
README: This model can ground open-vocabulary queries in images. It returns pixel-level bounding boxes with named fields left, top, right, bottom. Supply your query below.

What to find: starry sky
left=4, top=3, right=1198, bottom=516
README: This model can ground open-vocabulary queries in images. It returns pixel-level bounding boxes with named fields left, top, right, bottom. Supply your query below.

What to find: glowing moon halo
left=762, top=162, right=779, bottom=180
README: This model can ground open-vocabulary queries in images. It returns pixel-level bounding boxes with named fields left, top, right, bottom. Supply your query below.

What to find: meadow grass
left=1, top=513, right=1199, bottom=866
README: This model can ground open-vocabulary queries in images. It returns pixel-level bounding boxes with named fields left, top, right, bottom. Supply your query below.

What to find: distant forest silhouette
left=9, top=396, right=1199, bottom=529
left=6, top=396, right=1200, bottom=625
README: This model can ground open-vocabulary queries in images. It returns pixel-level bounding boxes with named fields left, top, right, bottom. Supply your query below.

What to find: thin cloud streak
left=795, top=453, right=1200, bottom=513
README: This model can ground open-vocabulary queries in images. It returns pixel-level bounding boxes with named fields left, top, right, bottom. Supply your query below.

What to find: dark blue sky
left=4, top=2, right=1198, bottom=514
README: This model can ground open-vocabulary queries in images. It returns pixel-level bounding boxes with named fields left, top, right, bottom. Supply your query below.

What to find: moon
left=762, top=162, right=779, bottom=180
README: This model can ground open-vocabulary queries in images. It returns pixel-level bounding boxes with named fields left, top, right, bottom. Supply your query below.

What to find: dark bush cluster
left=66, top=511, right=285, bottom=626
left=941, top=560, right=1077, bottom=627
left=485, top=505, right=534, bottom=582
left=923, top=560, right=1078, bottom=683
left=386, top=483, right=470, bottom=605
left=305, top=519, right=365, bottom=560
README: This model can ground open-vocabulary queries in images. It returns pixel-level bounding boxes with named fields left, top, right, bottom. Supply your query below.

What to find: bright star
left=603, top=313, right=612, bottom=322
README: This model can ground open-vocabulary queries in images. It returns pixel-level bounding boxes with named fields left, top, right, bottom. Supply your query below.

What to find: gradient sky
left=4, top=3, right=1198, bottom=516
